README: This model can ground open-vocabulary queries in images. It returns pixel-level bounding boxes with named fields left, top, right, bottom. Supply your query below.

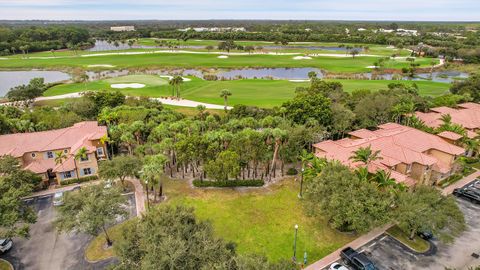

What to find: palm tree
left=219, top=89, right=232, bottom=111
left=74, top=147, right=88, bottom=180
left=373, top=170, right=396, bottom=189
left=79, top=73, right=89, bottom=91
left=54, top=150, right=67, bottom=181
left=349, top=145, right=382, bottom=166
left=141, top=154, right=167, bottom=202
left=99, top=134, right=111, bottom=158
left=128, top=39, right=135, bottom=48
left=168, top=76, right=184, bottom=98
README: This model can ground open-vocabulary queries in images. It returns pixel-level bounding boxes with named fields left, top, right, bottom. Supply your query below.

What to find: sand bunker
left=111, top=83, right=145, bottom=89
left=293, top=56, right=312, bottom=60
left=366, top=66, right=378, bottom=69
left=218, top=55, right=229, bottom=59
left=159, top=75, right=191, bottom=82
left=88, top=64, right=115, bottom=68
left=289, top=79, right=310, bottom=82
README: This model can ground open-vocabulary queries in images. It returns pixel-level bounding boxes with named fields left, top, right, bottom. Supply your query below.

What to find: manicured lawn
left=164, top=177, right=355, bottom=262
left=85, top=219, right=135, bottom=262
left=85, top=177, right=354, bottom=264
left=44, top=75, right=451, bottom=107
left=0, top=51, right=437, bottom=73
left=136, top=38, right=411, bottom=57
left=386, top=225, right=430, bottom=253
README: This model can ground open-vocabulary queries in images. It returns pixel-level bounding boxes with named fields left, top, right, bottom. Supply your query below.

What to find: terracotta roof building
left=313, top=123, right=466, bottom=187
left=0, top=121, right=108, bottom=185
left=415, top=102, right=480, bottom=139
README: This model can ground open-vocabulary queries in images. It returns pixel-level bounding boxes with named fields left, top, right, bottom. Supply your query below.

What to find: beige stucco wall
left=427, top=149, right=456, bottom=166
left=395, top=163, right=408, bottom=174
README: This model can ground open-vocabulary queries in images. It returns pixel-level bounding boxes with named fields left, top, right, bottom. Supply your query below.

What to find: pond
left=85, top=67, right=468, bottom=83
left=0, top=70, right=71, bottom=97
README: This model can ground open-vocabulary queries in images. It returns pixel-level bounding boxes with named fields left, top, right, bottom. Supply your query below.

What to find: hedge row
left=193, top=179, right=264, bottom=188
left=60, top=175, right=98, bottom=186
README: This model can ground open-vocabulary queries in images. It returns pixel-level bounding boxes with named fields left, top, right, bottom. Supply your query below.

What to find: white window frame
left=80, top=154, right=89, bottom=162
left=83, top=168, right=92, bottom=175
left=96, top=147, right=105, bottom=157
left=47, top=151, right=54, bottom=159
left=31, top=153, right=36, bottom=158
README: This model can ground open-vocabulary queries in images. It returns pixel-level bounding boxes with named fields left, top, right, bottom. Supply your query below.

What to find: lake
left=0, top=71, right=71, bottom=97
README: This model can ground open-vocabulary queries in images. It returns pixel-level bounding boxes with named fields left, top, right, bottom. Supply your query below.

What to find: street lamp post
left=145, top=180, right=150, bottom=210
left=292, top=224, right=299, bottom=262
left=298, top=167, right=305, bottom=198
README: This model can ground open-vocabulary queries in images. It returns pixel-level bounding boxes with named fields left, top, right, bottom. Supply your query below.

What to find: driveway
left=361, top=198, right=480, bottom=270
left=1, top=192, right=136, bottom=270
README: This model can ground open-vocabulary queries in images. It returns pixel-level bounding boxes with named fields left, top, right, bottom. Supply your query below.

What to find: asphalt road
left=1, top=192, right=136, bottom=270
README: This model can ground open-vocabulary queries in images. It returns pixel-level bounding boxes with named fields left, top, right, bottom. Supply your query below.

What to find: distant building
left=0, top=122, right=108, bottom=185
left=357, top=28, right=367, bottom=31
left=313, top=123, right=465, bottom=187
left=110, top=26, right=135, bottom=32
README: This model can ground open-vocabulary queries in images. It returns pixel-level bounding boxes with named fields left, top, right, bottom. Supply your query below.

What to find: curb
left=385, top=234, right=437, bottom=256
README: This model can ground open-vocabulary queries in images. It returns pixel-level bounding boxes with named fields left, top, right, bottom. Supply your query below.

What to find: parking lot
left=360, top=198, right=480, bottom=270
left=1, top=192, right=136, bottom=270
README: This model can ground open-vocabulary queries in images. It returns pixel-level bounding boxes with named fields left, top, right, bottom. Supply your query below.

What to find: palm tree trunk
left=102, top=224, right=113, bottom=246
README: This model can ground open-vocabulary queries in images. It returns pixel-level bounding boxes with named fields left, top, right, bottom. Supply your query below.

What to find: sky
left=0, top=0, right=479, bottom=21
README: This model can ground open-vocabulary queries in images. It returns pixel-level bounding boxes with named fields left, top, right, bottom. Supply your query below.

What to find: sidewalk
left=126, top=177, right=146, bottom=216
left=305, top=224, right=392, bottom=270
left=442, top=169, right=480, bottom=195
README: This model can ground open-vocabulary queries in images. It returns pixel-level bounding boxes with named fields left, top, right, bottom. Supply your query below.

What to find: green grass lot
left=44, top=75, right=451, bottom=108
left=85, top=178, right=355, bottom=264
left=386, top=226, right=430, bottom=253
left=164, top=177, right=355, bottom=262
left=0, top=52, right=435, bottom=73
left=136, top=38, right=411, bottom=57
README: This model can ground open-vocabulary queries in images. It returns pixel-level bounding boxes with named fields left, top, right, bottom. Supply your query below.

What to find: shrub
left=60, top=175, right=98, bottom=186
left=192, top=179, right=264, bottom=188
left=286, top=168, right=298, bottom=175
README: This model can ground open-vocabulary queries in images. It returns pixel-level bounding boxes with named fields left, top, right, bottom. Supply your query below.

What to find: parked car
left=418, top=230, right=433, bottom=240
left=330, top=262, right=350, bottom=270
left=340, top=247, right=377, bottom=270
left=453, top=188, right=480, bottom=204
left=0, top=238, right=12, bottom=254
left=53, top=192, right=64, bottom=206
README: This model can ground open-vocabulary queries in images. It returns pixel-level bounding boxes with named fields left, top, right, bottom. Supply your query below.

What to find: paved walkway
left=126, top=177, right=146, bottom=216
left=305, top=224, right=392, bottom=270
left=442, top=169, right=480, bottom=195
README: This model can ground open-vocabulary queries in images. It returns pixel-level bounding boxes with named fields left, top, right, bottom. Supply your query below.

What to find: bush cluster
left=60, top=175, right=98, bottom=186
left=192, top=179, right=264, bottom=188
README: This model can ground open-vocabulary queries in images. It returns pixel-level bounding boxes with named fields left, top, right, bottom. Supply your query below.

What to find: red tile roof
left=415, top=102, right=480, bottom=133
left=437, top=131, right=463, bottom=141
left=0, top=122, right=107, bottom=174
left=313, top=123, right=465, bottom=186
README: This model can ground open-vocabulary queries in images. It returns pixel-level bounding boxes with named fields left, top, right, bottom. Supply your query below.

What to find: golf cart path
left=35, top=92, right=230, bottom=110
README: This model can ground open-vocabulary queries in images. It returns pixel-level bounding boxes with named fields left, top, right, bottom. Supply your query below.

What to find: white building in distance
left=110, top=26, right=135, bottom=32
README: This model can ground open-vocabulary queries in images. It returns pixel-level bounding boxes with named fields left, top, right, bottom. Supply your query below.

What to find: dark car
left=340, top=247, right=377, bottom=270
left=453, top=188, right=480, bottom=204
left=418, top=230, right=433, bottom=240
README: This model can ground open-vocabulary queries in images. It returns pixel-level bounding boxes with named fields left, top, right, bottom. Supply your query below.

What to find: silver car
left=53, top=192, right=64, bottom=206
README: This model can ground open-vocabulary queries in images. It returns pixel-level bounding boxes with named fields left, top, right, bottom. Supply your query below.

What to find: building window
left=47, top=151, right=54, bottom=159
left=83, top=168, right=92, bottom=175
left=80, top=155, right=89, bottom=162
left=31, top=153, right=36, bottom=158
left=64, top=171, right=72, bottom=179
left=96, top=147, right=105, bottom=157
left=64, top=149, right=68, bottom=154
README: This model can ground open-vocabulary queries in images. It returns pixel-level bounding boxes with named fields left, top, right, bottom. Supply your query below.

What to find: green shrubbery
left=286, top=168, right=298, bottom=175
left=60, top=175, right=98, bottom=186
left=192, top=179, right=264, bottom=188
